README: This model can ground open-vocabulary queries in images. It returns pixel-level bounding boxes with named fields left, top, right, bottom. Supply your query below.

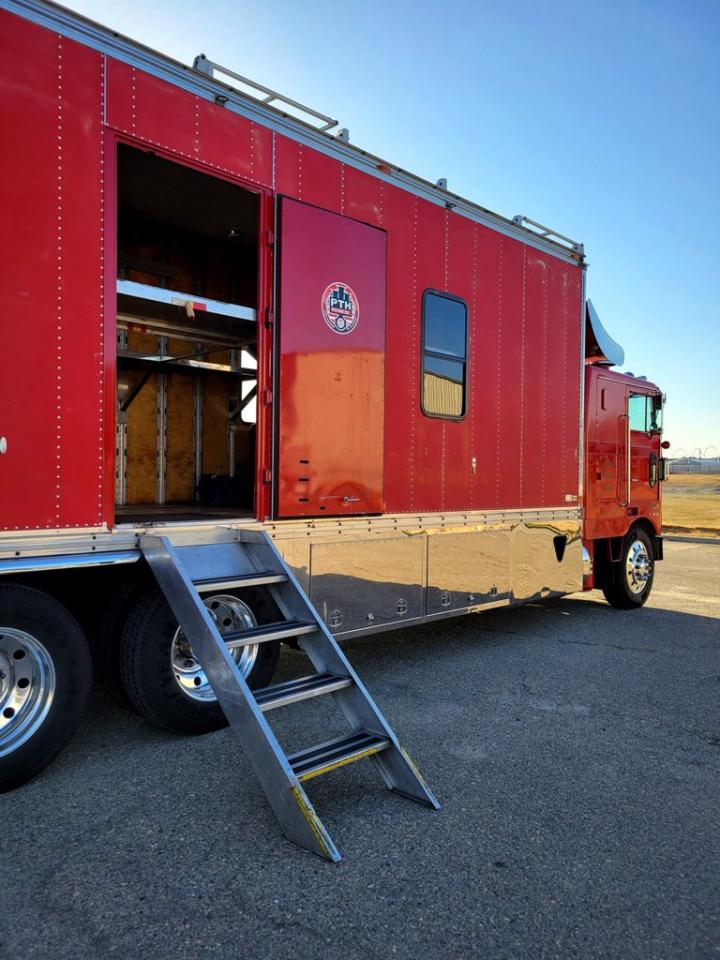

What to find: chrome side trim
left=2, top=0, right=584, bottom=267
left=0, top=551, right=139, bottom=575
left=0, top=507, right=582, bottom=562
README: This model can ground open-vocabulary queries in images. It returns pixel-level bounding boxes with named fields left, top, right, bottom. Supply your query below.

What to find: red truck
left=0, top=0, right=666, bottom=857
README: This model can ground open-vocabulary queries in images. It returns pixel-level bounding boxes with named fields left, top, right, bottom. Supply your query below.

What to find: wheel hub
left=170, top=594, right=259, bottom=702
left=625, top=540, right=652, bottom=594
left=0, top=629, right=56, bottom=758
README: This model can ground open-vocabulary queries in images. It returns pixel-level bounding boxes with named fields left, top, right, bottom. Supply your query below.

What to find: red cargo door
left=276, top=199, right=386, bottom=517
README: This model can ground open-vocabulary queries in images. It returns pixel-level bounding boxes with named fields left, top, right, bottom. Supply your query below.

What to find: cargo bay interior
left=115, top=145, right=260, bottom=524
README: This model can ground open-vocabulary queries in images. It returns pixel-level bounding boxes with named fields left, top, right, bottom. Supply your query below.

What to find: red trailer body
left=0, top=0, right=665, bottom=802
left=0, top=4, right=584, bottom=533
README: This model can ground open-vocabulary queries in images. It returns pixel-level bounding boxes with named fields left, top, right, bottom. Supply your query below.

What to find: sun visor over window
left=585, top=300, right=624, bottom=366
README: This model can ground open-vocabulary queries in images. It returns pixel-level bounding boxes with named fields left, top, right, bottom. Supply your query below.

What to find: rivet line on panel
left=471, top=224, right=478, bottom=502
left=98, top=53, right=106, bottom=523
left=193, top=95, right=200, bottom=155
left=541, top=263, right=549, bottom=506
left=560, top=273, right=569, bottom=493
left=496, top=239, right=504, bottom=509
left=519, top=248, right=526, bottom=505
left=410, top=196, right=418, bottom=510
left=55, top=37, right=64, bottom=522
left=130, top=65, right=136, bottom=131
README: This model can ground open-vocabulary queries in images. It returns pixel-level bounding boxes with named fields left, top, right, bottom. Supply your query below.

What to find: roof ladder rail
left=193, top=54, right=341, bottom=134
left=512, top=215, right=585, bottom=257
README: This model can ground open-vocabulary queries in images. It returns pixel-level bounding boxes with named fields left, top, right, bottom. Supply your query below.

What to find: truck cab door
left=627, top=392, right=663, bottom=511
left=275, top=198, right=386, bottom=518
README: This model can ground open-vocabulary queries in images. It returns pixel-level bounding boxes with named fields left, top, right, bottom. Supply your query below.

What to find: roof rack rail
left=193, top=54, right=340, bottom=134
left=512, top=215, right=584, bottom=256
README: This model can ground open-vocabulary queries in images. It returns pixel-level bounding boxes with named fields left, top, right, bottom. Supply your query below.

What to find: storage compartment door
left=276, top=199, right=386, bottom=517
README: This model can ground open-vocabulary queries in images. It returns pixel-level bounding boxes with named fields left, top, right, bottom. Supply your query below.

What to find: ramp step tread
left=254, top=673, right=353, bottom=711
left=194, top=572, right=287, bottom=591
left=288, top=730, right=390, bottom=781
left=223, top=619, right=316, bottom=649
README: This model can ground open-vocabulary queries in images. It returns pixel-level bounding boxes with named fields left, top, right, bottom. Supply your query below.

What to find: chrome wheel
left=0, top=629, right=56, bottom=758
left=170, top=594, right=258, bottom=702
left=625, top=539, right=652, bottom=595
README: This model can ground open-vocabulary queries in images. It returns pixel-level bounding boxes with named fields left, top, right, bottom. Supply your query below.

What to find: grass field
left=663, top=472, right=720, bottom=536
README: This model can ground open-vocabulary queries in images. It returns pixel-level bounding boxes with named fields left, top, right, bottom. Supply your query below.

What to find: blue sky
left=63, top=0, right=720, bottom=456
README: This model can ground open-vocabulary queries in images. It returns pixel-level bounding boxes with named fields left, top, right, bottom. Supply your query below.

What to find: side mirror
left=658, top=457, right=669, bottom=482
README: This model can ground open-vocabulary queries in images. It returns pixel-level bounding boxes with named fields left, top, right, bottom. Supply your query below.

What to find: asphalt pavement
left=3, top=541, right=719, bottom=960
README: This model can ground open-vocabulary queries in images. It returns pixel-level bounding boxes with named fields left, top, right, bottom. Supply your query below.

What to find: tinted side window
left=422, top=291, right=467, bottom=418
left=628, top=394, right=649, bottom=432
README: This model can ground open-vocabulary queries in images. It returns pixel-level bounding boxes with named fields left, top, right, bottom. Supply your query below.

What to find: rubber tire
left=119, top=584, right=280, bottom=735
left=602, top=527, right=655, bottom=609
left=0, top=584, right=92, bottom=792
left=89, top=575, right=148, bottom=706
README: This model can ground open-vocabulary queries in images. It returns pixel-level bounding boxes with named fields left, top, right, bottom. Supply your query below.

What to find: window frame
left=420, top=288, right=469, bottom=421
left=628, top=392, right=663, bottom=435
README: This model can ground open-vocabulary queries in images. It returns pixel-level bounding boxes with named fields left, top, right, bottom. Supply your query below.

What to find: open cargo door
left=276, top=199, right=386, bottom=518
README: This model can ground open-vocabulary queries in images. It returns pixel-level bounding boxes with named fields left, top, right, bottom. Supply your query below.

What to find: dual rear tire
left=0, top=581, right=278, bottom=791
left=0, top=585, right=92, bottom=792
left=118, top=585, right=279, bottom=735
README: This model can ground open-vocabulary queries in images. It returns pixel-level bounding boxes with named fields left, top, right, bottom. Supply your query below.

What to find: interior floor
left=116, top=504, right=254, bottom=525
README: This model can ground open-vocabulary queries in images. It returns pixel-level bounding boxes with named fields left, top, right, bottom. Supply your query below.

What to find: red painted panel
left=472, top=226, right=504, bottom=509
left=57, top=39, right=105, bottom=527
left=543, top=259, right=581, bottom=508
left=277, top=199, right=386, bottom=516
left=0, top=12, right=58, bottom=529
left=342, top=165, right=383, bottom=227
left=113, top=64, right=197, bottom=156
left=197, top=100, right=272, bottom=186
left=521, top=251, right=549, bottom=508
left=106, top=58, right=134, bottom=133
left=443, top=212, right=474, bottom=510
left=274, top=134, right=301, bottom=197
left=0, top=17, right=105, bottom=531
left=382, top=187, right=417, bottom=512
left=412, top=199, right=446, bottom=512
left=298, top=146, right=341, bottom=214
left=495, top=237, right=525, bottom=509
left=564, top=268, right=583, bottom=500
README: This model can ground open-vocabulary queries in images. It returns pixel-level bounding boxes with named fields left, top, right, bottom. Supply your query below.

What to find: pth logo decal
left=321, top=282, right=359, bottom=335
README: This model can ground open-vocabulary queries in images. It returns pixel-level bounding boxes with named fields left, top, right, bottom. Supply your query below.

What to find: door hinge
left=263, top=468, right=272, bottom=484
left=265, top=307, right=274, bottom=328
left=266, top=229, right=274, bottom=247
left=262, top=388, right=273, bottom=406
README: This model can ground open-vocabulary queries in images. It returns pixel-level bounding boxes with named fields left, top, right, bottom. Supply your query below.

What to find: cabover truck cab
left=0, top=0, right=665, bottom=838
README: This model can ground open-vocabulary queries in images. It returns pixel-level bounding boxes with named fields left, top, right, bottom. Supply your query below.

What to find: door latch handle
left=0, top=437, right=7, bottom=455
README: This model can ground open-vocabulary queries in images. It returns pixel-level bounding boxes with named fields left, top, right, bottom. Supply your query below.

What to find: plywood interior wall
left=125, top=331, right=159, bottom=504
left=202, top=352, right=230, bottom=477
left=166, top=339, right=195, bottom=503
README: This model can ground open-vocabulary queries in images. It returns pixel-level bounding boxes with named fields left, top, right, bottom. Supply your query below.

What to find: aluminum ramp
left=141, top=529, right=439, bottom=861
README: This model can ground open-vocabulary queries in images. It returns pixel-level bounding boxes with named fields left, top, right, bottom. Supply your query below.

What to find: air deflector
left=585, top=300, right=624, bottom=366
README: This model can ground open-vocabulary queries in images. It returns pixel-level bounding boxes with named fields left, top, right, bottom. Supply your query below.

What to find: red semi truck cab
left=582, top=315, right=666, bottom=606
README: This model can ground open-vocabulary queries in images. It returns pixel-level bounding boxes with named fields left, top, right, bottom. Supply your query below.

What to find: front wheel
left=0, top=584, right=92, bottom=791
left=602, top=527, right=655, bottom=609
